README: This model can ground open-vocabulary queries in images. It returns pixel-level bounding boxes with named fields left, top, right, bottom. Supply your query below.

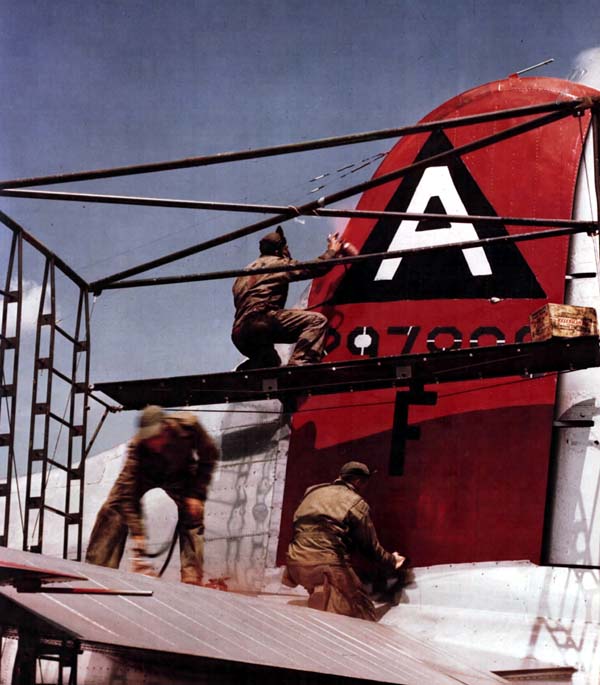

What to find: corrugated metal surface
left=0, top=548, right=505, bottom=685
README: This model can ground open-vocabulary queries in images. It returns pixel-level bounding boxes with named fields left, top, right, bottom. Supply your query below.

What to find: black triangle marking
left=417, top=197, right=451, bottom=231
left=333, top=130, right=546, bottom=302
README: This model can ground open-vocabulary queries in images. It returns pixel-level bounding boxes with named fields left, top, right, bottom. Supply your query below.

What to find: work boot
left=307, top=584, right=327, bottom=611
left=281, top=567, right=298, bottom=588
left=236, top=347, right=282, bottom=371
left=181, top=572, right=203, bottom=586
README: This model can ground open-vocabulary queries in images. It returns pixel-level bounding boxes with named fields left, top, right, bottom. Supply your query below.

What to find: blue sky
left=2, top=0, right=600, bottom=455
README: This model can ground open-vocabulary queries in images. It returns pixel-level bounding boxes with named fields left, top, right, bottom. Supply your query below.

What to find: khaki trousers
left=85, top=482, right=205, bottom=584
left=286, top=562, right=377, bottom=621
left=232, top=308, right=329, bottom=367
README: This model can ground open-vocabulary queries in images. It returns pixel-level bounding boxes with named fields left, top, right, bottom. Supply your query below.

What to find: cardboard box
left=529, top=303, right=598, bottom=342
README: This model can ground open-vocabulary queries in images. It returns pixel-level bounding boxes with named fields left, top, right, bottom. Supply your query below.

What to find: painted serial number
left=327, top=324, right=531, bottom=357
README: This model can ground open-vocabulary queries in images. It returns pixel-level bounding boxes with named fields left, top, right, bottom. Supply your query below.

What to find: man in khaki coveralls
left=85, top=405, right=218, bottom=584
left=232, top=225, right=353, bottom=369
left=285, top=462, right=405, bottom=621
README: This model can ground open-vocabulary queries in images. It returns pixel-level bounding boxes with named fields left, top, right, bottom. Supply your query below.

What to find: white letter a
left=374, top=166, right=493, bottom=281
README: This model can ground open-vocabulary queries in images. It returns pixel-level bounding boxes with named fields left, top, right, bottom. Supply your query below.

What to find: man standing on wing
left=86, top=405, right=218, bottom=585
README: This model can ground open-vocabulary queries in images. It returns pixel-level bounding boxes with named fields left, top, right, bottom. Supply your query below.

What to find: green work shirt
left=286, top=479, right=396, bottom=571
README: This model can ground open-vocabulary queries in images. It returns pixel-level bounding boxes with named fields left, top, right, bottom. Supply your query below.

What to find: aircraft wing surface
left=0, top=548, right=506, bottom=685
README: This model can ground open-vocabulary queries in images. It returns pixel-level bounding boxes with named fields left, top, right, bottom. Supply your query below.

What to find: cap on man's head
left=135, top=405, right=166, bottom=441
left=339, top=461, right=374, bottom=480
left=259, top=226, right=287, bottom=255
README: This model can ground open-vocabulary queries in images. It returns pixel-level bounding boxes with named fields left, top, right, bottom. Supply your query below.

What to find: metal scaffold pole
left=0, top=229, right=22, bottom=547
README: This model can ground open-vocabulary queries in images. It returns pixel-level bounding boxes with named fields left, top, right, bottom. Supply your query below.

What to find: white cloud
left=0, top=280, right=43, bottom=333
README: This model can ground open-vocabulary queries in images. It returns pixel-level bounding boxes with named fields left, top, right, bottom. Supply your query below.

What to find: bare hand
left=185, top=497, right=205, bottom=520
left=131, top=535, right=146, bottom=554
left=327, top=232, right=343, bottom=255
left=392, top=552, right=406, bottom=570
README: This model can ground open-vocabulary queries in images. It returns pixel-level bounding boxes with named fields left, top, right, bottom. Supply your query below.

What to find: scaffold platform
left=93, top=335, right=600, bottom=409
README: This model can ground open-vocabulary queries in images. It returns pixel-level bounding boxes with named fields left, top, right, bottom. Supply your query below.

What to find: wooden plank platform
left=93, top=336, right=600, bottom=409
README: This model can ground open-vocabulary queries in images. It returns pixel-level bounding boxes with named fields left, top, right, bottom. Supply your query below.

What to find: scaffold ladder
left=0, top=230, right=22, bottom=547
left=23, top=259, right=90, bottom=560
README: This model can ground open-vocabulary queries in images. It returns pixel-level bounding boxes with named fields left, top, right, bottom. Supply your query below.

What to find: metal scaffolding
left=0, top=95, right=599, bottom=559
left=0, top=228, right=22, bottom=547
left=23, top=258, right=91, bottom=560
left=0, top=212, right=112, bottom=562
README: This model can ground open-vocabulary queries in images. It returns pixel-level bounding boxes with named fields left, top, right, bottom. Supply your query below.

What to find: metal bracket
left=395, top=365, right=412, bottom=379
left=0, top=335, right=16, bottom=349
left=553, top=419, right=595, bottom=428
left=0, top=384, right=14, bottom=397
